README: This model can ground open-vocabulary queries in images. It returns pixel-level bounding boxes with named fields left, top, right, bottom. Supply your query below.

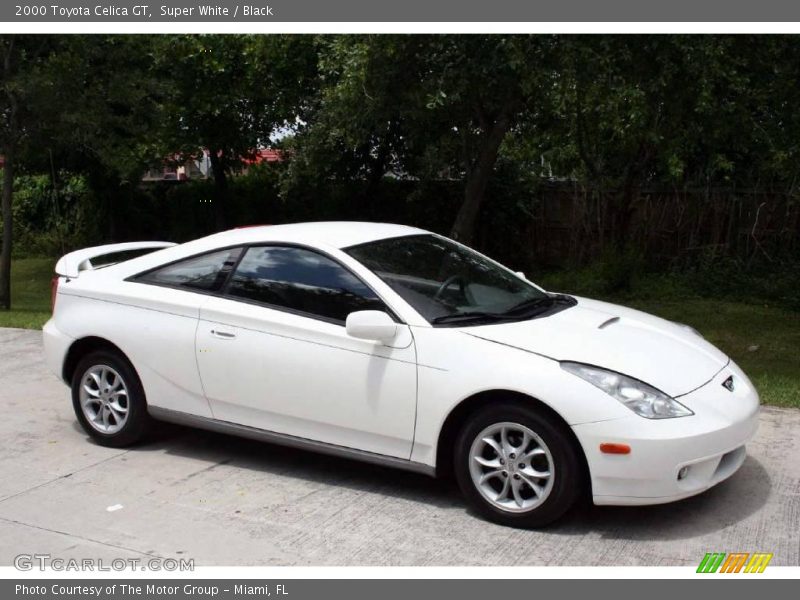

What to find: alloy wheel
left=468, top=421, right=555, bottom=513
left=78, top=365, right=129, bottom=434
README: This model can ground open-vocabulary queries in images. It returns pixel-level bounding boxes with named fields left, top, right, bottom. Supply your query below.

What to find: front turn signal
left=599, top=443, right=631, bottom=455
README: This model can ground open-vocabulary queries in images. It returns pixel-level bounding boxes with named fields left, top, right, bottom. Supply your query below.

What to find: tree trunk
left=450, top=111, right=512, bottom=244
left=359, top=137, right=392, bottom=212
left=366, top=138, right=391, bottom=196
left=613, top=143, right=651, bottom=251
left=208, top=150, right=229, bottom=231
left=0, top=142, right=14, bottom=310
left=0, top=38, right=16, bottom=310
left=615, top=177, right=638, bottom=251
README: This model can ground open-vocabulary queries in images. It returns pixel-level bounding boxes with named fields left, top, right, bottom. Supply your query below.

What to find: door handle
left=210, top=328, right=237, bottom=340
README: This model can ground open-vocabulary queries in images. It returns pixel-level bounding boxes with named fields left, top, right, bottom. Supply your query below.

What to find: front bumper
left=573, top=363, right=760, bottom=506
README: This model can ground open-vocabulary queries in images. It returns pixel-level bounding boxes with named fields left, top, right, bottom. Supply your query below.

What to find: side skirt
left=148, top=406, right=437, bottom=478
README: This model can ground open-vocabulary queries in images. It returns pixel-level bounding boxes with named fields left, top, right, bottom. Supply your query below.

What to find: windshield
left=345, top=234, right=555, bottom=325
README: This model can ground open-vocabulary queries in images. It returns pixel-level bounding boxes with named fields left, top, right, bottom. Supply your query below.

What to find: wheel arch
left=434, top=389, right=591, bottom=492
left=62, top=336, right=134, bottom=384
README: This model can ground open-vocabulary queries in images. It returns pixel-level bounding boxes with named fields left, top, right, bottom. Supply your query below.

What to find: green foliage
left=144, top=35, right=318, bottom=228
left=538, top=254, right=800, bottom=313
left=603, top=252, right=642, bottom=293
left=621, top=299, right=800, bottom=409
left=19, top=36, right=167, bottom=184
left=3, top=34, right=800, bottom=309
left=678, top=252, right=800, bottom=311
left=0, top=257, right=52, bottom=329
left=8, top=172, right=99, bottom=257
left=1, top=34, right=171, bottom=311
left=154, top=35, right=317, bottom=166
left=289, top=35, right=560, bottom=240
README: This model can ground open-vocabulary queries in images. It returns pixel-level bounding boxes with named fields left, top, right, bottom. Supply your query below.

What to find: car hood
left=464, top=296, right=729, bottom=397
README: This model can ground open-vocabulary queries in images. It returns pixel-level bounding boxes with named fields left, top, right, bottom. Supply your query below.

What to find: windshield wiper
left=432, top=295, right=577, bottom=326
left=503, top=296, right=555, bottom=316
left=431, top=311, right=520, bottom=325
left=503, top=294, right=576, bottom=316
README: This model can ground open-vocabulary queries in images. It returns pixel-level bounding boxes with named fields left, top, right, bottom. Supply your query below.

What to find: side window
left=135, top=248, right=242, bottom=292
left=226, top=246, right=387, bottom=323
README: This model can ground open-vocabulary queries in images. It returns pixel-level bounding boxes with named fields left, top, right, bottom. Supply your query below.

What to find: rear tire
left=454, top=402, right=583, bottom=528
left=71, top=350, right=151, bottom=447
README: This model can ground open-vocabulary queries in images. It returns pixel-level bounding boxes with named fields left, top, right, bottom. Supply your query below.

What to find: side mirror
left=346, top=310, right=398, bottom=342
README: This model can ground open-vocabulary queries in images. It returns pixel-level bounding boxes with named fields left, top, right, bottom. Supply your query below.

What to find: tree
left=295, top=35, right=558, bottom=244
left=32, top=36, right=168, bottom=240
left=419, top=36, right=559, bottom=243
left=1, top=35, right=167, bottom=309
left=154, top=35, right=318, bottom=230
left=525, top=35, right=800, bottom=253
left=0, top=37, right=17, bottom=309
left=285, top=36, right=428, bottom=197
left=0, top=36, right=58, bottom=310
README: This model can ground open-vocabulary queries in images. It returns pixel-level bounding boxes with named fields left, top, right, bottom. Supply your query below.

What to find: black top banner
left=5, top=0, right=800, bottom=22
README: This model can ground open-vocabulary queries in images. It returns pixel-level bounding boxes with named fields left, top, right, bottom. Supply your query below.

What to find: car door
left=195, top=244, right=418, bottom=459
left=120, top=246, right=244, bottom=418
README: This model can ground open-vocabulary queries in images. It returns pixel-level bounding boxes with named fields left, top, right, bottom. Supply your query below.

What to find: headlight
left=560, top=361, right=693, bottom=419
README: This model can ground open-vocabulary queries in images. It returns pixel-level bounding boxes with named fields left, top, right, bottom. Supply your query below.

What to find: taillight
left=50, top=276, right=59, bottom=313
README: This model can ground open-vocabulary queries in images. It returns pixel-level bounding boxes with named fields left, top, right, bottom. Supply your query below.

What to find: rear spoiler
left=55, top=241, right=176, bottom=278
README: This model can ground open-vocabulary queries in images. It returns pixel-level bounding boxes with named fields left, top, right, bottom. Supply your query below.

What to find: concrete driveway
left=0, top=327, right=798, bottom=566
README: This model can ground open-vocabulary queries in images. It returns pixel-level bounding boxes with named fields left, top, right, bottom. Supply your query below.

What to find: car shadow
left=73, top=420, right=772, bottom=539
left=74, top=420, right=459, bottom=510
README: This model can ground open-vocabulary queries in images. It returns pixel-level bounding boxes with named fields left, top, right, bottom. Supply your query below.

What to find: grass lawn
left=0, top=257, right=54, bottom=330
left=618, top=299, right=800, bottom=409
left=1, top=257, right=798, bottom=408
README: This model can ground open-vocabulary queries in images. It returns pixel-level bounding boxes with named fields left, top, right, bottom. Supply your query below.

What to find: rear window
left=135, top=248, right=242, bottom=292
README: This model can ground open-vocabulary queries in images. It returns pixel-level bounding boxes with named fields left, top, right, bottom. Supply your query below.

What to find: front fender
left=409, top=326, right=630, bottom=466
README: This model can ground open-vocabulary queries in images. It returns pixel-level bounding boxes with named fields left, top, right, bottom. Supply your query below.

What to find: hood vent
left=598, top=316, right=620, bottom=329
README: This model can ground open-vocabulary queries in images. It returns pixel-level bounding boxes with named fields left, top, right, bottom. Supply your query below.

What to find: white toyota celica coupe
left=43, top=222, right=759, bottom=527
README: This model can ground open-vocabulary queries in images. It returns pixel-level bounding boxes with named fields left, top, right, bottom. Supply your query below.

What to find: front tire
left=71, top=350, right=151, bottom=447
left=454, top=402, right=583, bottom=528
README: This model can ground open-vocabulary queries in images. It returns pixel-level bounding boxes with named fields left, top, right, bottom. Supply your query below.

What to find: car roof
left=81, top=221, right=431, bottom=282
left=202, top=221, right=428, bottom=250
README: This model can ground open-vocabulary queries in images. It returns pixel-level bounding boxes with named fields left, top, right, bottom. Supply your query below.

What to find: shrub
left=3, top=172, right=100, bottom=257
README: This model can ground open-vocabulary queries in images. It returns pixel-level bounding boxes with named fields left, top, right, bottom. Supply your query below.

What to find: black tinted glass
left=346, top=234, right=547, bottom=322
left=227, top=246, right=386, bottom=322
left=137, top=248, right=241, bottom=292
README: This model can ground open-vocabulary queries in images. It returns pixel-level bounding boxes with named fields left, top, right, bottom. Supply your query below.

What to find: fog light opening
left=677, top=466, right=690, bottom=480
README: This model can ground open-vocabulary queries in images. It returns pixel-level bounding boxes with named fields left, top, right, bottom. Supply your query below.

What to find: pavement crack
left=0, top=515, right=160, bottom=559
left=184, top=458, right=233, bottom=480
left=165, top=458, right=234, bottom=489
left=0, top=449, right=131, bottom=505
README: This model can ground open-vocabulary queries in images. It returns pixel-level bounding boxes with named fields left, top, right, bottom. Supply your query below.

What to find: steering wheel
left=433, top=274, right=468, bottom=302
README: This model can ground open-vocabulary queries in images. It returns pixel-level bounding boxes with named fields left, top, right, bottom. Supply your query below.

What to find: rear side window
left=226, top=246, right=386, bottom=322
left=136, top=248, right=242, bottom=292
